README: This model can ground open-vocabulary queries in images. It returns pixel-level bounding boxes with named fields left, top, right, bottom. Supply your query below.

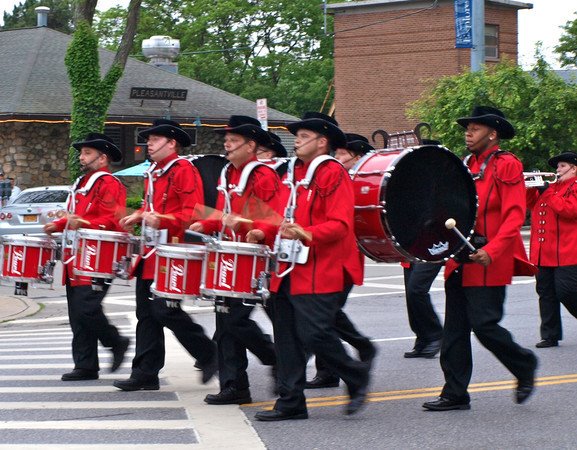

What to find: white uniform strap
left=67, top=171, right=120, bottom=214
left=218, top=161, right=269, bottom=196
left=286, top=155, right=336, bottom=188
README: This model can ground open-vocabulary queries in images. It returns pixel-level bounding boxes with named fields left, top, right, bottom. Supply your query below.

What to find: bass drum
left=188, top=154, right=228, bottom=208
left=351, top=145, right=477, bottom=263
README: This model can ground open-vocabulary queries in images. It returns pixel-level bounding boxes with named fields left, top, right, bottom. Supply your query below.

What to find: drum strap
left=218, top=161, right=271, bottom=196
left=464, top=150, right=507, bottom=180
left=144, top=157, right=194, bottom=212
left=68, top=172, right=121, bottom=214
left=285, top=155, right=337, bottom=188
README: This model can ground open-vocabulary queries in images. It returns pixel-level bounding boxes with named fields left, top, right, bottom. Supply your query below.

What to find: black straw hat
left=345, top=133, right=374, bottom=156
left=457, top=106, right=515, bottom=139
left=548, top=151, right=577, bottom=168
left=138, top=119, right=192, bottom=147
left=72, top=132, right=122, bottom=162
left=215, top=115, right=270, bottom=146
left=286, top=112, right=347, bottom=149
left=263, top=131, right=288, bottom=158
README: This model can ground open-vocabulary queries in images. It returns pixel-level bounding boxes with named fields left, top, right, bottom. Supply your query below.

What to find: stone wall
left=0, top=122, right=70, bottom=189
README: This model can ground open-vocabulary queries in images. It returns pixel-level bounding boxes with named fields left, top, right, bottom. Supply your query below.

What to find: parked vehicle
left=0, top=186, right=69, bottom=235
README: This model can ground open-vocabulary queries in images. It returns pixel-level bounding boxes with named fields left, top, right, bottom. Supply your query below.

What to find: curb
left=0, top=295, right=41, bottom=323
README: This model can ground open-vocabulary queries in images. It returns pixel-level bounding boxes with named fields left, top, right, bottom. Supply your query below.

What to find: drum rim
left=76, top=229, right=133, bottom=242
left=205, top=240, right=270, bottom=255
left=155, top=243, right=206, bottom=258
left=1, top=234, right=58, bottom=248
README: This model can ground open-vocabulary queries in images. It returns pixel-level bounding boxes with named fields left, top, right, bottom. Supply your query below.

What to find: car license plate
left=23, top=214, right=38, bottom=223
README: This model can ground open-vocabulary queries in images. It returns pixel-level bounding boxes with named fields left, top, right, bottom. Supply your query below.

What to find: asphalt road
left=1, top=261, right=577, bottom=448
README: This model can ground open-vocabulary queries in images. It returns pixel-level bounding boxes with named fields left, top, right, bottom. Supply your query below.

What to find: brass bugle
left=524, top=172, right=557, bottom=188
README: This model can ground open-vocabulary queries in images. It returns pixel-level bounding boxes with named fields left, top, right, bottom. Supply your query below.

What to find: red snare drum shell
left=201, top=241, right=269, bottom=301
left=151, top=244, right=205, bottom=300
left=73, top=229, right=133, bottom=279
left=1, top=235, right=57, bottom=283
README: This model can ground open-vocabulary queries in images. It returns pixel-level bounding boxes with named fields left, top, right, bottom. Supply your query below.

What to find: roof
left=554, top=70, right=577, bottom=84
left=326, top=0, right=533, bottom=13
left=0, top=27, right=297, bottom=124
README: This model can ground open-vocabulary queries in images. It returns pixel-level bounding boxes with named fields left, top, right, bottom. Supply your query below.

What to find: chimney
left=142, top=36, right=180, bottom=74
left=35, top=6, right=50, bottom=27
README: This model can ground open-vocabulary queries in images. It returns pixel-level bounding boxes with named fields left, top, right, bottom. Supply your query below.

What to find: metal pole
left=471, top=0, right=485, bottom=72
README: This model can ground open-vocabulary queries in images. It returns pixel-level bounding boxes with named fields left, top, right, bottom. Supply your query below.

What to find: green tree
left=93, top=0, right=338, bottom=117
left=2, top=0, right=74, bottom=33
left=555, top=10, right=577, bottom=67
left=408, top=58, right=577, bottom=170
left=65, top=0, right=142, bottom=179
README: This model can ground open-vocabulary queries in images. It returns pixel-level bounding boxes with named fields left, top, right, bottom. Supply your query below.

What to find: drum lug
left=254, top=271, right=270, bottom=303
left=38, top=260, right=56, bottom=284
left=113, top=256, right=132, bottom=280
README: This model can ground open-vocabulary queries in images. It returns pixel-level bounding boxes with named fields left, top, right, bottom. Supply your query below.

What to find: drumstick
left=284, top=224, right=312, bottom=242
left=444, top=218, right=476, bottom=252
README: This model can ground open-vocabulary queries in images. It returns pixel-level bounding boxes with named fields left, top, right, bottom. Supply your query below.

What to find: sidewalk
left=0, top=294, right=41, bottom=323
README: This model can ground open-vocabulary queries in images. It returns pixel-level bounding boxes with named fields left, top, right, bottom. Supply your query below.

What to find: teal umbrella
left=113, top=160, right=151, bottom=177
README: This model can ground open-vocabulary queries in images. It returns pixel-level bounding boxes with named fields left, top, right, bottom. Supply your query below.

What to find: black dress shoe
left=200, top=354, right=218, bottom=384
left=61, top=369, right=99, bottom=381
left=204, top=386, right=252, bottom=405
left=113, top=377, right=159, bottom=391
left=516, top=353, right=538, bottom=404
left=305, top=375, right=340, bottom=389
left=536, top=339, right=558, bottom=348
left=254, top=409, right=308, bottom=421
left=422, top=397, right=470, bottom=411
left=404, top=339, right=442, bottom=359
left=346, top=386, right=368, bottom=415
left=110, top=336, right=130, bottom=373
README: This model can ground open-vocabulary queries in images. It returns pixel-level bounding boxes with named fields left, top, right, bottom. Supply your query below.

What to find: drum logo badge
left=169, top=262, right=185, bottom=293
left=218, top=257, right=234, bottom=289
left=428, top=241, right=449, bottom=256
left=81, top=244, right=98, bottom=270
left=11, top=249, right=24, bottom=275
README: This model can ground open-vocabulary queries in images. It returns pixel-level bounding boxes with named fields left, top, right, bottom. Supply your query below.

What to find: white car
left=0, top=186, right=70, bottom=235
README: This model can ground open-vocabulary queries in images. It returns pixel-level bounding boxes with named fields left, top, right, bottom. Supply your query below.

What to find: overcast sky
left=1, top=0, right=576, bottom=69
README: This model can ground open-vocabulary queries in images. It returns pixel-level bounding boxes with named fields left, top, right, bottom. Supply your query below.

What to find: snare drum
left=351, top=145, right=477, bottom=263
left=1, top=234, right=58, bottom=283
left=73, top=229, right=134, bottom=279
left=150, top=244, right=205, bottom=301
left=201, top=241, right=270, bottom=302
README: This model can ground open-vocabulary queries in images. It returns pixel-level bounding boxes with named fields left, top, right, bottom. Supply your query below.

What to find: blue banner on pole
left=454, top=0, right=473, bottom=48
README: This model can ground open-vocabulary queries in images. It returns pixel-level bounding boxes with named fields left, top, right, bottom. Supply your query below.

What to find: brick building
left=327, top=0, right=532, bottom=141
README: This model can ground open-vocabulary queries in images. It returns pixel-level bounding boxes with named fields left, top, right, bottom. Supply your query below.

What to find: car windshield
left=14, top=190, right=69, bottom=204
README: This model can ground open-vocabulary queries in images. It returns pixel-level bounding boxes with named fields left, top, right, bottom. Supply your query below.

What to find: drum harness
left=62, top=171, right=125, bottom=288
left=141, top=157, right=195, bottom=259
left=274, top=155, right=335, bottom=277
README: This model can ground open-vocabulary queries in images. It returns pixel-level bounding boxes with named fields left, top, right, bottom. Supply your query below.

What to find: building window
left=103, top=125, right=123, bottom=165
left=485, top=24, right=499, bottom=60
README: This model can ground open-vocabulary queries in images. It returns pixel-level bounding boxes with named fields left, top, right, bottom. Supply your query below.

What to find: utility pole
left=471, top=0, right=485, bottom=71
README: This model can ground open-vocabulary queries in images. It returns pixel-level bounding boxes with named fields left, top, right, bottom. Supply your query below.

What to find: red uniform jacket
left=52, top=169, right=126, bottom=286
left=445, top=146, right=535, bottom=286
left=136, top=153, right=204, bottom=280
left=198, top=158, right=281, bottom=245
left=527, top=177, right=577, bottom=267
left=270, top=158, right=364, bottom=295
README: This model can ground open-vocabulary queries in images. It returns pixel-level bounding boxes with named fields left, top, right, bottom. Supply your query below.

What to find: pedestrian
left=113, top=119, right=217, bottom=391
left=7, top=177, right=21, bottom=203
left=423, top=106, right=538, bottom=411
left=190, top=115, right=279, bottom=405
left=306, top=133, right=376, bottom=389
left=254, top=112, right=370, bottom=421
left=44, top=132, right=130, bottom=381
left=527, top=151, right=577, bottom=348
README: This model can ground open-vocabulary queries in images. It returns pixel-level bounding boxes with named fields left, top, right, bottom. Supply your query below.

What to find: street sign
left=256, top=98, right=268, bottom=131
left=130, top=87, right=188, bottom=101
left=454, top=0, right=473, bottom=49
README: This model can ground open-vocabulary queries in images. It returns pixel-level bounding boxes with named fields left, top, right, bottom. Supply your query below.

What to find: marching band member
left=44, top=133, right=129, bottom=381
left=526, top=151, right=577, bottom=348
left=254, top=112, right=370, bottom=421
left=423, top=106, right=538, bottom=411
left=257, top=130, right=288, bottom=160
left=113, top=119, right=217, bottom=391
left=190, top=115, right=279, bottom=405
left=306, top=133, right=377, bottom=389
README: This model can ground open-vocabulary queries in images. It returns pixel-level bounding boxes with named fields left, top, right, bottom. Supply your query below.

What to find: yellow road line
left=244, top=374, right=577, bottom=410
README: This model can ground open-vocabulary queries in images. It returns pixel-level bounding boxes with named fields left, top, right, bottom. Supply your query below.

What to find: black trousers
left=272, top=277, right=369, bottom=413
left=215, top=299, right=276, bottom=391
left=130, top=277, right=216, bottom=382
left=66, top=283, right=123, bottom=371
left=536, top=265, right=577, bottom=341
left=403, top=263, right=443, bottom=348
left=440, top=271, right=536, bottom=402
left=314, top=284, right=375, bottom=378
